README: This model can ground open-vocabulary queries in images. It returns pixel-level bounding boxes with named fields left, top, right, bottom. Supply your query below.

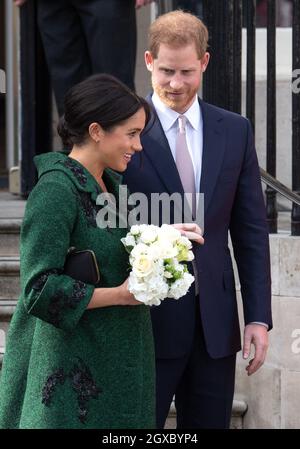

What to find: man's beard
left=152, top=79, right=196, bottom=112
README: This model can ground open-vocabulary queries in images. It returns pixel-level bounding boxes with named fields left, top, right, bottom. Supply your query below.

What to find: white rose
left=121, top=234, right=136, bottom=248
left=130, top=242, right=151, bottom=258
left=158, top=224, right=181, bottom=243
left=140, top=225, right=159, bottom=244
left=132, top=253, right=155, bottom=278
left=130, top=225, right=141, bottom=235
left=151, top=240, right=178, bottom=259
left=148, top=242, right=162, bottom=259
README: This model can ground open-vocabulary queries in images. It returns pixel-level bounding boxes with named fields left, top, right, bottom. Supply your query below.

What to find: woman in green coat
left=0, top=74, right=155, bottom=429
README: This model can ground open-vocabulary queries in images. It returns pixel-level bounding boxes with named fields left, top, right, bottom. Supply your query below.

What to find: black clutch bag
left=64, top=247, right=100, bottom=285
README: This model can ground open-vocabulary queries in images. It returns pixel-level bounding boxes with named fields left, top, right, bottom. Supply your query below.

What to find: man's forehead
left=156, top=42, right=198, bottom=54
left=153, top=44, right=201, bottom=63
left=154, top=58, right=200, bottom=69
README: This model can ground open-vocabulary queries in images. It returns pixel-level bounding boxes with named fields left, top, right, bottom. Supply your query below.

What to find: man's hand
left=172, top=223, right=204, bottom=245
left=13, top=0, right=27, bottom=6
left=135, top=0, right=156, bottom=9
left=243, top=323, right=268, bottom=376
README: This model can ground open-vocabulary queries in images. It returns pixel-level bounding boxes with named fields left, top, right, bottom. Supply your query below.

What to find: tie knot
left=178, top=115, right=187, bottom=134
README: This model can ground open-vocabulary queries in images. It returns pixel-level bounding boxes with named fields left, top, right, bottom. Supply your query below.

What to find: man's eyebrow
left=158, top=65, right=195, bottom=71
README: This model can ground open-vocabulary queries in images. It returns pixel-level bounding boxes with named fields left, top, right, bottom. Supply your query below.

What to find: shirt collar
left=152, top=92, right=201, bottom=131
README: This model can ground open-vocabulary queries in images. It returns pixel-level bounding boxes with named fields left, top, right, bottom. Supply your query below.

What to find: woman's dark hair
left=57, top=74, right=151, bottom=150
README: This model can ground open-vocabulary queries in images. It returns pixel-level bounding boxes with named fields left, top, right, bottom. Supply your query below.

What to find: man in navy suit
left=123, top=10, right=272, bottom=429
left=13, top=0, right=155, bottom=115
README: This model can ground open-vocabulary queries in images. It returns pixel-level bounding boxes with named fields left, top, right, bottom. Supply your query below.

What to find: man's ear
left=145, top=51, right=154, bottom=72
left=201, top=52, right=210, bottom=73
left=88, top=122, right=103, bottom=143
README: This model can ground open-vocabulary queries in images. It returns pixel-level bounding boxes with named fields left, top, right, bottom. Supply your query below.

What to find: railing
left=292, top=0, right=300, bottom=234
left=157, top=0, right=300, bottom=236
left=261, top=168, right=300, bottom=206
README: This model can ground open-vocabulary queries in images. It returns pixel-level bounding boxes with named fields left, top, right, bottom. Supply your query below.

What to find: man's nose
left=169, top=75, right=183, bottom=90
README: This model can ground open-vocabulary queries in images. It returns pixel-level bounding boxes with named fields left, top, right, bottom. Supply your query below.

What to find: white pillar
left=4, top=0, right=19, bottom=169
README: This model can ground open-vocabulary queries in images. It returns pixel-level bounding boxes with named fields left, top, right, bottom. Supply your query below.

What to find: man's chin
left=160, top=94, right=184, bottom=111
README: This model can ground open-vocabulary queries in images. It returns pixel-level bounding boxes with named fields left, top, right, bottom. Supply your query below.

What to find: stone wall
left=234, top=234, right=300, bottom=429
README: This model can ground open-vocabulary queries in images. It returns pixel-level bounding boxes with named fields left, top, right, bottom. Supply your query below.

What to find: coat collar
left=143, top=94, right=226, bottom=214
left=34, top=151, right=122, bottom=202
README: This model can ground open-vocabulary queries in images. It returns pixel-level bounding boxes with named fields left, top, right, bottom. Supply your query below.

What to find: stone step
left=0, top=299, right=17, bottom=359
left=0, top=299, right=17, bottom=320
left=278, top=210, right=291, bottom=233
left=165, top=399, right=248, bottom=429
left=0, top=218, right=22, bottom=256
left=0, top=257, right=20, bottom=299
left=0, top=192, right=26, bottom=220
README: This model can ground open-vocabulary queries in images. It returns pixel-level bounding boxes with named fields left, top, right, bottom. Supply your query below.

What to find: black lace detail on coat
left=72, top=280, right=87, bottom=303
left=42, top=359, right=101, bottom=424
left=47, top=280, right=87, bottom=327
left=70, top=358, right=102, bottom=423
left=47, top=289, right=66, bottom=327
left=32, top=269, right=61, bottom=292
left=77, top=191, right=100, bottom=228
left=61, top=159, right=87, bottom=186
left=42, top=368, right=66, bottom=406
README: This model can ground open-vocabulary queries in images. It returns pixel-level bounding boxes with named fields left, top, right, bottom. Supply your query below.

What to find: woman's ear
left=88, top=122, right=103, bottom=143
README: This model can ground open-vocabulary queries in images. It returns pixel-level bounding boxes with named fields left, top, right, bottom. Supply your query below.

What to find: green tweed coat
left=0, top=152, right=155, bottom=429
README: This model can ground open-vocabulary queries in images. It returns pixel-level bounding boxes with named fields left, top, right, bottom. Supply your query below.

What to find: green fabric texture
left=0, top=152, right=155, bottom=429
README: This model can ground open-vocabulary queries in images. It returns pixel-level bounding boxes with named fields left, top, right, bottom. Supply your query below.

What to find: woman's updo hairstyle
left=57, top=74, right=151, bottom=150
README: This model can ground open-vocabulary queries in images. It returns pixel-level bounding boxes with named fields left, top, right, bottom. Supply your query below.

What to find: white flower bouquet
left=121, top=224, right=195, bottom=306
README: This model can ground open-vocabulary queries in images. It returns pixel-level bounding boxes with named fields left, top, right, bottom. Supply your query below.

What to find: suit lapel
left=199, top=100, right=226, bottom=213
left=143, top=95, right=184, bottom=197
left=143, top=96, right=227, bottom=216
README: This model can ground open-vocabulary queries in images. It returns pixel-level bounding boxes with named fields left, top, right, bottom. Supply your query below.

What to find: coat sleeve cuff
left=25, top=273, right=94, bottom=332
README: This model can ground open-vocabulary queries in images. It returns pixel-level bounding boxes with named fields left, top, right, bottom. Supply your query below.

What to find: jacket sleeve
left=229, top=119, right=272, bottom=329
left=20, top=178, right=94, bottom=332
